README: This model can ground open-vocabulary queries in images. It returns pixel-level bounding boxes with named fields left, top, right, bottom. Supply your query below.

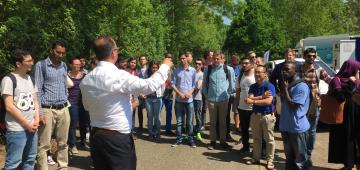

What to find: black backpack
left=0, top=73, right=17, bottom=144
left=0, top=73, right=35, bottom=145
left=206, top=65, right=230, bottom=91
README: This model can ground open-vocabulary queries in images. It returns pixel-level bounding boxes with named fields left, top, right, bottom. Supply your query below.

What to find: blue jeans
left=145, top=98, right=163, bottom=135
left=5, top=131, right=38, bottom=170
left=174, top=102, right=194, bottom=142
left=307, top=107, right=319, bottom=157
left=68, top=104, right=90, bottom=147
left=193, top=100, right=203, bottom=133
left=162, top=98, right=173, bottom=131
left=281, top=132, right=309, bottom=170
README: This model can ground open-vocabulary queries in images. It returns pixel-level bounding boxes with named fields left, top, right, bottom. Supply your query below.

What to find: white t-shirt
left=236, top=74, right=255, bottom=110
left=1, top=73, right=37, bottom=131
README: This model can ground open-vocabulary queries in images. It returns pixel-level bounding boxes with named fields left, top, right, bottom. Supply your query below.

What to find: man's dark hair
left=164, top=53, right=172, bottom=59
left=195, top=58, right=204, bottom=64
left=94, top=36, right=117, bottom=61
left=52, top=40, right=66, bottom=49
left=256, top=64, right=267, bottom=72
left=203, top=50, right=212, bottom=60
left=127, top=57, right=136, bottom=63
left=241, top=55, right=254, bottom=64
left=283, top=61, right=296, bottom=70
left=304, top=48, right=316, bottom=56
left=178, top=53, right=186, bottom=59
left=12, top=49, right=31, bottom=67
left=69, top=57, right=81, bottom=64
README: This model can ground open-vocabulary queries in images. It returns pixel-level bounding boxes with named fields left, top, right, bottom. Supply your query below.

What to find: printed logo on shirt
left=16, top=92, right=35, bottom=111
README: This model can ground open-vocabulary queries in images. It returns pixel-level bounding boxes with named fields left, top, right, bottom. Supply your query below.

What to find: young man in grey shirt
left=1, top=49, right=39, bottom=169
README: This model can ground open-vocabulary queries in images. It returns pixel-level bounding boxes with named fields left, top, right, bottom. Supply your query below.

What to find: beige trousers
left=250, top=113, right=276, bottom=162
left=37, top=107, right=70, bottom=170
left=208, top=100, right=228, bottom=143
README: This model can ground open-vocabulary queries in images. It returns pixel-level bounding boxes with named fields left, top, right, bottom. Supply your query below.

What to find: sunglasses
left=195, top=63, right=202, bottom=65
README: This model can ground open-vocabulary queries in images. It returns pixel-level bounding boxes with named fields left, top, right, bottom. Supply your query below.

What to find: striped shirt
left=35, top=57, right=68, bottom=114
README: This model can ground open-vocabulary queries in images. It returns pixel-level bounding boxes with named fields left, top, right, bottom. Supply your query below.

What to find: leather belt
left=92, top=127, right=129, bottom=136
left=42, top=102, right=68, bottom=110
left=254, top=112, right=273, bottom=116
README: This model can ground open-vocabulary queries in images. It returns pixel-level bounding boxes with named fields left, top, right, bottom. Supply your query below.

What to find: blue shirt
left=202, top=64, right=235, bottom=102
left=231, top=64, right=241, bottom=78
left=172, top=66, right=196, bottom=103
left=35, top=57, right=68, bottom=114
left=279, top=80, right=310, bottom=133
left=249, top=81, right=276, bottom=113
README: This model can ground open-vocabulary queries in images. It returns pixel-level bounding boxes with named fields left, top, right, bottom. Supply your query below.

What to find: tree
left=224, top=0, right=287, bottom=55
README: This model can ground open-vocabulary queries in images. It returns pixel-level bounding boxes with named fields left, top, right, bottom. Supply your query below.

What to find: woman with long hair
left=145, top=61, right=165, bottom=140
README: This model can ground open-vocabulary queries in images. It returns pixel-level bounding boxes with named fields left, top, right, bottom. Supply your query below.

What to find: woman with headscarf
left=327, top=60, right=360, bottom=170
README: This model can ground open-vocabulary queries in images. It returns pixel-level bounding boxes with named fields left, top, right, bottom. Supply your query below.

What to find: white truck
left=295, top=34, right=359, bottom=71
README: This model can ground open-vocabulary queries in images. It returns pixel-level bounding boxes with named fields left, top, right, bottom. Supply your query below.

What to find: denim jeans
left=174, top=102, right=194, bottom=142
left=162, top=98, right=173, bottom=131
left=281, top=132, right=309, bottom=170
left=68, top=104, right=91, bottom=147
left=145, top=98, right=163, bottom=135
left=193, top=100, right=203, bottom=133
left=5, top=131, right=38, bottom=170
left=307, top=107, right=320, bottom=157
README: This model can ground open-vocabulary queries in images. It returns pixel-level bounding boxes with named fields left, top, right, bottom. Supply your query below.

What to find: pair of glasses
left=242, top=62, right=250, bottom=65
left=195, top=63, right=202, bottom=65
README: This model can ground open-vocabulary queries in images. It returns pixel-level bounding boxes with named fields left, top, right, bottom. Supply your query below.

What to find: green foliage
left=224, top=0, right=287, bottom=55
left=0, top=0, right=359, bottom=73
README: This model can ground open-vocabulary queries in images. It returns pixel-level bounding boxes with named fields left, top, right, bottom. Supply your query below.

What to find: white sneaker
left=47, top=155, right=56, bottom=165
left=71, top=147, right=79, bottom=154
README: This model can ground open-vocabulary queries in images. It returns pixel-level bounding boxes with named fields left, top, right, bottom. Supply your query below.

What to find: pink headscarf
left=329, top=60, right=360, bottom=90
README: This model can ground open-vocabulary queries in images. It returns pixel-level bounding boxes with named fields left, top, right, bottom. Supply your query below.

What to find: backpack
left=0, top=73, right=35, bottom=145
left=0, top=73, right=17, bottom=145
left=206, top=65, right=230, bottom=91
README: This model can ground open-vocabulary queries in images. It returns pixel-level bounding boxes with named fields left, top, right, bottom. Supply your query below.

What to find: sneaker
left=239, top=146, right=250, bottom=153
left=196, top=132, right=203, bottom=142
left=308, top=158, right=313, bottom=167
left=189, top=141, right=197, bottom=148
left=246, top=159, right=260, bottom=165
left=165, top=131, right=176, bottom=136
left=70, top=147, right=79, bottom=154
left=220, top=142, right=231, bottom=149
left=47, top=155, right=56, bottom=165
left=226, top=134, right=236, bottom=142
left=267, top=161, right=275, bottom=170
left=207, top=141, right=216, bottom=150
left=79, top=143, right=90, bottom=151
left=171, top=141, right=182, bottom=147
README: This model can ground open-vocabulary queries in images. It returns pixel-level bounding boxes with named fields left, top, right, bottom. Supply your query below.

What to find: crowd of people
left=0, top=36, right=359, bottom=170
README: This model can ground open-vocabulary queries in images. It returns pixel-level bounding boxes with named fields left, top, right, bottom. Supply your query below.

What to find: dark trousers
left=90, top=128, right=137, bottom=170
left=226, top=96, right=234, bottom=136
left=68, top=104, right=91, bottom=147
left=238, top=109, right=252, bottom=148
left=281, top=132, right=309, bottom=170
left=137, top=98, right=146, bottom=128
left=201, top=92, right=207, bottom=128
left=162, top=98, right=173, bottom=131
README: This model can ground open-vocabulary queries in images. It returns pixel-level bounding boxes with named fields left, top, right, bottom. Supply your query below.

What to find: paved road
left=0, top=111, right=353, bottom=169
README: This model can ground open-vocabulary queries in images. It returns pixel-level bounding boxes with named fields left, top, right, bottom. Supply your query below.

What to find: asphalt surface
left=0, top=110, right=353, bottom=170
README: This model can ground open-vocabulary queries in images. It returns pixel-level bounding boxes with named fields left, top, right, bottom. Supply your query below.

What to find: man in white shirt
left=80, top=36, right=172, bottom=170
left=235, top=55, right=256, bottom=153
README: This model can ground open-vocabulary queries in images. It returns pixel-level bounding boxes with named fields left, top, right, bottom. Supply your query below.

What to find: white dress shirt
left=80, top=61, right=169, bottom=133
